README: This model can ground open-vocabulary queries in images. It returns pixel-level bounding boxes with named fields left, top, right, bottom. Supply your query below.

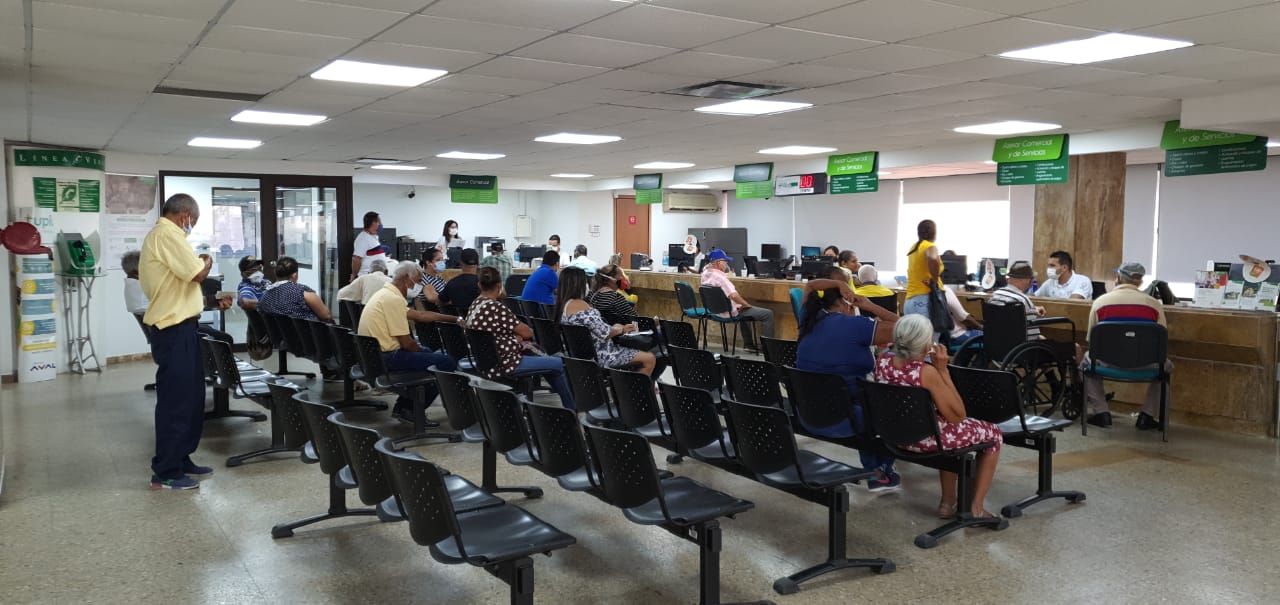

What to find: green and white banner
left=994, top=134, right=1069, bottom=185
left=449, top=174, right=498, bottom=203
left=1160, top=120, right=1267, bottom=177
left=634, top=173, right=663, bottom=204
left=32, top=177, right=100, bottom=212
left=733, top=163, right=773, bottom=199
left=827, top=151, right=879, bottom=194
left=14, top=149, right=105, bottom=170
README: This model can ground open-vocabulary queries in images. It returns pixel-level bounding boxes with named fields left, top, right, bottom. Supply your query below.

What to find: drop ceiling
left=4, top=0, right=1280, bottom=181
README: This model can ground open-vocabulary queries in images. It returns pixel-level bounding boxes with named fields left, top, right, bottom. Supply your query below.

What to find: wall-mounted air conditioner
left=662, top=192, right=719, bottom=213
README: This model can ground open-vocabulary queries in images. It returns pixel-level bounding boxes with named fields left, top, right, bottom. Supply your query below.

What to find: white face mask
left=407, top=283, right=423, bottom=300
left=1046, top=267, right=1058, bottom=279
left=448, top=227, right=458, bottom=236
left=181, top=216, right=194, bottom=235
left=248, top=271, right=264, bottom=284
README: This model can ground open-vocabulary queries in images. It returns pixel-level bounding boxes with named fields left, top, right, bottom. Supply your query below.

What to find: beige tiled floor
left=2, top=359, right=1277, bottom=604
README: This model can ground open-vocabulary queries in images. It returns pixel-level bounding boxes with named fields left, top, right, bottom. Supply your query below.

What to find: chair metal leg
left=999, top=433, right=1085, bottom=518
left=772, top=487, right=895, bottom=595
left=227, top=408, right=302, bottom=467
left=1159, top=381, right=1169, bottom=443
left=697, top=521, right=776, bottom=605
left=491, top=557, right=536, bottom=605
left=205, top=387, right=267, bottom=422
left=271, top=474, right=377, bottom=538
left=330, top=373, right=388, bottom=411
left=914, top=457, right=1008, bottom=549
left=275, top=350, right=316, bottom=380
left=479, top=441, right=543, bottom=499
left=393, top=384, right=462, bottom=446
left=143, top=382, right=156, bottom=391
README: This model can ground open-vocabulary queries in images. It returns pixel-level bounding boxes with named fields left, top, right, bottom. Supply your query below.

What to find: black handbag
left=927, top=283, right=954, bottom=346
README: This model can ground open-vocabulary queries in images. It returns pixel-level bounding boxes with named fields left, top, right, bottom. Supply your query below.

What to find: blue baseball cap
left=707, top=249, right=733, bottom=263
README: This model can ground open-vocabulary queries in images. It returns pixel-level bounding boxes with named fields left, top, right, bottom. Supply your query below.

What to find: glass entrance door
left=261, top=176, right=352, bottom=313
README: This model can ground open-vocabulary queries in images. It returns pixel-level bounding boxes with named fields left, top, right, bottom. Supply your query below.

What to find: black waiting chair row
left=198, top=337, right=291, bottom=466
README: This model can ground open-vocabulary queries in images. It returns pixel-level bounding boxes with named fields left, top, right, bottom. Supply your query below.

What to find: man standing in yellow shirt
left=140, top=193, right=226, bottom=490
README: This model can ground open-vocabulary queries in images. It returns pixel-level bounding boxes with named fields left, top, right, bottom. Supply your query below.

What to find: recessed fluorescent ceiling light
left=877, top=171, right=892, bottom=176
left=954, top=121, right=1061, bottom=135
left=634, top=161, right=695, bottom=169
left=1267, top=141, right=1279, bottom=148
left=758, top=145, right=837, bottom=155
left=984, top=160, right=998, bottom=165
left=535, top=133, right=622, bottom=144
left=551, top=173, right=594, bottom=178
left=188, top=137, right=261, bottom=149
left=437, top=151, right=505, bottom=160
left=1000, top=33, right=1192, bottom=65
left=371, top=164, right=427, bottom=171
left=695, top=100, right=813, bottom=116
left=231, top=109, right=326, bottom=126
left=311, top=59, right=447, bottom=87
left=669, top=183, right=709, bottom=189
left=355, top=157, right=402, bottom=164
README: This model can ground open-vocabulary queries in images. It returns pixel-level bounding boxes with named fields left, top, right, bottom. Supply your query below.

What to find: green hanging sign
left=995, top=134, right=1069, bottom=185
left=733, top=163, right=773, bottom=199
left=735, top=181, right=773, bottom=199
left=828, top=151, right=879, bottom=193
left=449, top=174, right=498, bottom=203
left=14, top=149, right=105, bottom=170
left=1164, top=138, right=1268, bottom=177
left=634, top=173, right=663, bottom=204
left=636, top=189, right=663, bottom=204
left=1160, top=120, right=1256, bottom=150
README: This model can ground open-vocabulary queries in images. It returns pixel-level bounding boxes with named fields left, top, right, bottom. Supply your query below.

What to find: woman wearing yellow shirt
left=902, top=219, right=942, bottom=319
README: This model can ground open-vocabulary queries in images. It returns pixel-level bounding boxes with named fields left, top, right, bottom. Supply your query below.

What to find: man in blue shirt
left=521, top=250, right=560, bottom=306
left=236, top=256, right=269, bottom=310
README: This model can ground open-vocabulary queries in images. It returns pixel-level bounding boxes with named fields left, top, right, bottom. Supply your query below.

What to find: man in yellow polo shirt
left=140, top=193, right=228, bottom=490
left=359, top=262, right=459, bottom=423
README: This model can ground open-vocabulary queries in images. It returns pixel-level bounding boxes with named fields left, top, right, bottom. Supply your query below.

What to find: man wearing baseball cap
left=1080, top=262, right=1170, bottom=430
left=236, top=255, right=270, bottom=310
left=988, top=260, right=1046, bottom=341
left=479, top=240, right=513, bottom=283
left=700, top=249, right=774, bottom=349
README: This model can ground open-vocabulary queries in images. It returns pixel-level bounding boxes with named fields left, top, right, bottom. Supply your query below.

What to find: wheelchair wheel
left=1059, top=366, right=1084, bottom=420
left=1000, top=342, right=1068, bottom=418
left=950, top=335, right=985, bottom=368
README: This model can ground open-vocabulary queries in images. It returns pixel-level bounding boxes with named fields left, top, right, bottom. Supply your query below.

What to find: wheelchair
left=951, top=300, right=1083, bottom=420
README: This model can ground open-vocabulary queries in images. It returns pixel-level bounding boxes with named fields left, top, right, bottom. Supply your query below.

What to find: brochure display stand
left=1194, top=257, right=1280, bottom=311
left=15, top=254, right=59, bottom=382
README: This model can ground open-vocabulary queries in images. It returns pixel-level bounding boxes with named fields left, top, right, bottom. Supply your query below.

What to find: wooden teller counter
left=627, top=270, right=802, bottom=341
left=945, top=293, right=1280, bottom=437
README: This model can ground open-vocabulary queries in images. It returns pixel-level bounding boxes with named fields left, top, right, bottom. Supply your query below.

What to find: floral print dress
left=562, top=307, right=641, bottom=369
left=873, top=352, right=1002, bottom=455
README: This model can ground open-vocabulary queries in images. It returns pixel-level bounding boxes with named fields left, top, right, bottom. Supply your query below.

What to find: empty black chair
left=200, top=336, right=270, bottom=425
left=667, top=345, right=723, bottom=399
left=583, top=423, right=768, bottom=605
left=436, top=321, right=475, bottom=371
left=528, top=317, right=563, bottom=356
left=725, top=399, right=894, bottom=594
left=561, top=356, right=615, bottom=422
left=415, top=320, right=445, bottom=353
left=291, top=316, right=323, bottom=366
left=350, top=332, right=459, bottom=445
left=523, top=401, right=598, bottom=492
left=266, top=381, right=316, bottom=464
left=272, top=395, right=377, bottom=538
left=325, top=324, right=388, bottom=411
left=504, top=273, right=529, bottom=297
left=436, top=370, right=542, bottom=499
left=1084, top=321, right=1171, bottom=441
left=246, top=307, right=314, bottom=379
left=209, top=337, right=304, bottom=466
left=859, top=379, right=1009, bottom=548
left=951, top=365, right=1085, bottom=518
left=465, top=328, right=553, bottom=400
left=518, top=298, right=546, bottom=320
left=340, top=299, right=364, bottom=330
left=721, top=355, right=786, bottom=409
left=501, top=296, right=524, bottom=318
left=759, top=337, right=797, bottom=370
left=700, top=285, right=756, bottom=354
left=375, top=438, right=576, bottom=605
left=559, top=322, right=597, bottom=361
left=869, top=295, right=898, bottom=315
left=471, top=385, right=540, bottom=470
left=783, top=366, right=870, bottom=447
left=658, top=318, right=700, bottom=351
left=607, top=368, right=673, bottom=444
left=658, top=382, right=735, bottom=463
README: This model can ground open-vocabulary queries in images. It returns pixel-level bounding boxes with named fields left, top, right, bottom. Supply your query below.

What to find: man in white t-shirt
left=352, top=211, right=383, bottom=279
left=1035, top=250, right=1093, bottom=300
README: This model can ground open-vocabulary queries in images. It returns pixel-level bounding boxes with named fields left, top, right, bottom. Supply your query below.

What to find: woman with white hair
left=874, top=314, right=1002, bottom=520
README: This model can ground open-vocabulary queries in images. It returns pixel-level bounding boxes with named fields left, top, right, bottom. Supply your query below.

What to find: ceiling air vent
left=152, top=86, right=265, bottom=103
left=667, top=80, right=796, bottom=100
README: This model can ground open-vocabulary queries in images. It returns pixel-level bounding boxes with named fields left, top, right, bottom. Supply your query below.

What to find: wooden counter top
left=627, top=270, right=803, bottom=341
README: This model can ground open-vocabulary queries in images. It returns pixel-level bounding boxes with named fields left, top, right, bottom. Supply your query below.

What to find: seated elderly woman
left=794, top=276, right=900, bottom=491
left=258, top=256, right=332, bottom=322
left=465, top=267, right=575, bottom=409
left=587, top=263, right=639, bottom=323
left=557, top=267, right=658, bottom=376
left=874, top=314, right=1003, bottom=520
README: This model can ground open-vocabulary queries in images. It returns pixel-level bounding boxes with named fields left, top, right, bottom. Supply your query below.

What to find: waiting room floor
left=1, top=358, right=1277, bottom=604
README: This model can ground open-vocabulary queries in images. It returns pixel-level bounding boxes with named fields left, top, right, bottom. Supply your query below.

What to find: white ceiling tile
left=905, top=17, right=1099, bottom=54
left=902, top=56, right=1050, bottom=79
left=464, top=57, right=609, bottom=84
left=37, top=0, right=227, bottom=20
left=696, top=27, right=878, bottom=63
left=810, top=44, right=977, bottom=72
left=220, top=0, right=408, bottom=38
left=993, top=88, right=1111, bottom=107
left=342, top=42, right=493, bottom=72
left=431, top=74, right=557, bottom=95
left=376, top=15, right=554, bottom=55
left=1065, top=74, right=1217, bottom=95
left=649, top=0, right=856, bottom=24
left=363, top=87, right=507, bottom=115
left=1167, top=54, right=1280, bottom=80
left=183, top=46, right=329, bottom=77
left=572, top=5, right=766, bottom=49
left=612, top=93, right=717, bottom=111
left=316, top=0, right=434, bottom=11
left=788, top=0, right=1004, bottom=43
left=814, top=73, right=965, bottom=100
left=33, top=32, right=185, bottom=76
left=260, top=89, right=379, bottom=114
left=32, top=2, right=207, bottom=45
left=201, top=25, right=356, bottom=60
left=631, top=51, right=778, bottom=78
left=1136, top=4, right=1280, bottom=45
left=1093, top=45, right=1270, bottom=75
left=513, top=35, right=677, bottom=69
left=988, top=65, right=1142, bottom=88
left=899, top=81, right=1040, bottom=102
left=1025, top=0, right=1273, bottom=31
left=1220, top=34, right=1280, bottom=54
left=425, top=0, right=624, bottom=31
left=517, top=84, right=641, bottom=105
left=930, top=0, right=1084, bottom=16
left=570, top=69, right=709, bottom=93
left=734, top=64, right=880, bottom=88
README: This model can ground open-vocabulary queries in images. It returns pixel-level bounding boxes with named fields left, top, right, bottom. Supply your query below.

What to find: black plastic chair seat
left=504, top=444, right=538, bottom=466
left=687, top=431, right=736, bottom=462
left=302, top=442, right=319, bottom=464
left=633, top=418, right=671, bottom=440
left=380, top=371, right=435, bottom=389
left=891, top=441, right=998, bottom=462
left=998, top=415, right=1072, bottom=436
left=337, top=465, right=357, bottom=489
left=430, top=504, right=576, bottom=565
left=555, top=467, right=595, bottom=492
left=461, top=424, right=486, bottom=443
left=443, top=473, right=505, bottom=512
left=622, top=476, right=753, bottom=526
left=237, top=381, right=273, bottom=396
left=757, top=450, right=871, bottom=490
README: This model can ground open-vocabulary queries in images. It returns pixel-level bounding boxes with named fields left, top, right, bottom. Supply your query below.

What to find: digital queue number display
left=773, top=172, right=828, bottom=197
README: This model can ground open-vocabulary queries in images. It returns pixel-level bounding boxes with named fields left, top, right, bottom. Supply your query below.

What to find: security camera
left=407, top=187, right=416, bottom=199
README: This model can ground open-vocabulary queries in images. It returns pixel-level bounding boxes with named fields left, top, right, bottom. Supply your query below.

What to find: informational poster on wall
left=101, top=173, right=158, bottom=270
left=31, top=177, right=100, bottom=212
left=14, top=254, right=58, bottom=383
left=1192, top=262, right=1232, bottom=308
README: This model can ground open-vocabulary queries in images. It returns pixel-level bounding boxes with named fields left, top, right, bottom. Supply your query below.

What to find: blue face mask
left=435, top=261, right=447, bottom=272
left=376, top=224, right=384, bottom=234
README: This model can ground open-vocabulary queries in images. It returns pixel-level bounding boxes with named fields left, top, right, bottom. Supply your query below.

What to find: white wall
left=1123, top=164, right=1159, bottom=273
left=1156, top=161, right=1280, bottom=282
left=728, top=195, right=795, bottom=259
left=0, top=156, right=10, bottom=376
left=794, top=183, right=903, bottom=269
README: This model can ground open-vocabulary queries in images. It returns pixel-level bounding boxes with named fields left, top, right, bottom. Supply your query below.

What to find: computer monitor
left=1091, top=281, right=1108, bottom=300
left=755, top=260, right=781, bottom=278
left=743, top=255, right=759, bottom=276
left=474, top=236, right=503, bottom=253
left=669, top=243, right=692, bottom=266
left=800, top=259, right=835, bottom=279
left=515, top=244, right=546, bottom=266
left=941, top=254, right=968, bottom=285
left=761, top=243, right=782, bottom=260
left=445, top=247, right=463, bottom=269
left=800, top=245, right=821, bottom=259
left=978, top=257, right=1008, bottom=291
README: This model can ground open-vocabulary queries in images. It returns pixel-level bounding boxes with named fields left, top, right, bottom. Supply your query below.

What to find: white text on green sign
left=827, top=152, right=877, bottom=176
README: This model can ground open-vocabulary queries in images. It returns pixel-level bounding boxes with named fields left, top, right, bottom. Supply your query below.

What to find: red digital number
left=799, top=174, right=813, bottom=188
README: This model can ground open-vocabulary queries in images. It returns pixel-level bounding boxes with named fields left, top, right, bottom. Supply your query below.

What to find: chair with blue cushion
left=789, top=287, right=804, bottom=326
left=673, top=281, right=709, bottom=347
left=1083, top=321, right=1170, bottom=442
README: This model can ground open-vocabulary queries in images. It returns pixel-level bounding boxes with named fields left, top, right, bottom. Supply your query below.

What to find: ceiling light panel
left=231, top=109, right=327, bottom=126
left=953, top=121, right=1061, bottom=135
left=634, top=161, right=695, bottom=169
left=551, top=173, right=595, bottom=178
left=534, top=133, right=623, bottom=144
left=668, top=183, right=709, bottom=189
left=188, top=137, right=262, bottom=149
left=311, top=59, right=448, bottom=87
left=694, top=99, right=813, bottom=116
left=758, top=145, right=837, bottom=155
left=1000, top=33, right=1193, bottom=65
left=437, top=151, right=506, bottom=159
